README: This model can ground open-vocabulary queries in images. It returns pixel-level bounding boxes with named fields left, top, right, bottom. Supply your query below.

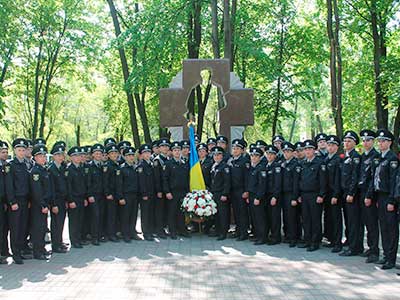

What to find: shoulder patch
left=225, top=167, right=230, bottom=174
left=116, top=170, right=121, bottom=176
left=103, top=166, right=108, bottom=173
left=245, top=162, right=250, bottom=169
left=162, top=165, right=166, bottom=171
left=296, top=166, right=301, bottom=173
left=275, top=167, right=281, bottom=173
left=5, top=165, right=10, bottom=173
left=64, top=171, right=69, bottom=177
left=137, top=167, right=143, bottom=173
left=153, top=160, right=159, bottom=166
left=374, top=158, right=380, bottom=165
left=321, top=164, right=326, bottom=171
left=261, top=171, right=267, bottom=177
left=33, top=174, right=40, bottom=181
left=390, top=161, right=398, bottom=169
left=84, top=168, right=89, bottom=174
left=353, top=157, right=360, bottom=164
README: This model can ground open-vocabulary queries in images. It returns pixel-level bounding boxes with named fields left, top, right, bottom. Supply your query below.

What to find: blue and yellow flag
left=189, top=124, right=206, bottom=191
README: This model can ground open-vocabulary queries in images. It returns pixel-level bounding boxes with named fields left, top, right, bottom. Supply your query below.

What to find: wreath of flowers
left=181, top=190, right=217, bottom=220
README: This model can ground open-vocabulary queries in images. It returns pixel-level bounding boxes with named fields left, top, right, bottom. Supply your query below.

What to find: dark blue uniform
left=48, top=162, right=68, bottom=250
left=103, top=160, right=121, bottom=241
left=5, top=158, right=30, bottom=260
left=299, top=157, right=327, bottom=249
left=30, top=164, right=52, bottom=257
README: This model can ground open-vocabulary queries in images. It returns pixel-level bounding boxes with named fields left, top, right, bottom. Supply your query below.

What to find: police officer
left=247, top=147, right=267, bottom=245
left=325, top=135, right=343, bottom=253
left=281, top=142, right=299, bottom=247
left=163, top=141, right=190, bottom=239
left=117, top=141, right=131, bottom=165
left=272, top=135, right=285, bottom=162
left=153, top=138, right=170, bottom=239
left=151, top=140, right=160, bottom=161
left=294, top=142, right=305, bottom=161
left=0, top=141, right=7, bottom=264
left=298, top=140, right=327, bottom=252
left=256, top=140, right=268, bottom=166
left=5, top=138, right=30, bottom=264
left=210, top=146, right=231, bottom=240
left=30, top=145, right=51, bottom=260
left=180, top=140, right=190, bottom=163
left=359, top=129, right=380, bottom=263
left=266, top=145, right=282, bottom=245
left=229, top=139, right=250, bottom=240
left=66, top=146, right=88, bottom=248
left=216, top=136, right=230, bottom=163
left=339, top=131, right=362, bottom=256
left=371, top=129, right=398, bottom=270
left=137, top=144, right=155, bottom=241
left=48, top=144, right=68, bottom=253
left=86, top=144, right=106, bottom=245
left=117, top=146, right=140, bottom=242
left=104, top=143, right=121, bottom=242
left=314, top=133, right=328, bottom=159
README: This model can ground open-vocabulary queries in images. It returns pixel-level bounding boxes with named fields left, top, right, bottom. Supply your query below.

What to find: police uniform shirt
left=66, top=163, right=87, bottom=203
left=5, top=157, right=30, bottom=205
left=137, top=160, right=156, bottom=198
left=340, top=148, right=361, bottom=197
left=325, top=153, right=341, bottom=199
left=372, top=149, right=398, bottom=204
left=299, top=156, right=327, bottom=197
left=281, top=157, right=299, bottom=200
left=228, top=155, right=250, bottom=192
left=48, top=161, right=68, bottom=206
left=30, top=164, right=52, bottom=208
left=247, top=161, right=267, bottom=200
left=87, top=160, right=105, bottom=197
left=210, top=161, right=231, bottom=197
left=162, top=158, right=190, bottom=194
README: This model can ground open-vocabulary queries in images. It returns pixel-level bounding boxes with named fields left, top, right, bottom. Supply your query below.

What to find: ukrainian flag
left=189, top=123, right=206, bottom=191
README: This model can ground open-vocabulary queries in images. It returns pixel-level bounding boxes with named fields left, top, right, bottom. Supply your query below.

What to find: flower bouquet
left=181, top=190, right=217, bottom=222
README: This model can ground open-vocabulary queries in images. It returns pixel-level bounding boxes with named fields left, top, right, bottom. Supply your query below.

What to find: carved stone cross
left=159, top=59, right=254, bottom=143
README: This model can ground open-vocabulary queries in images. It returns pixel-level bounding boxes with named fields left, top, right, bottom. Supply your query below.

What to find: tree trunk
left=289, top=97, right=298, bottom=142
left=327, top=0, right=343, bottom=138
left=223, top=0, right=231, bottom=64
left=230, top=0, right=237, bottom=71
left=106, top=0, right=141, bottom=147
left=32, top=38, right=44, bottom=139
left=211, top=0, right=220, bottom=59
left=370, top=0, right=388, bottom=129
left=393, top=103, right=400, bottom=152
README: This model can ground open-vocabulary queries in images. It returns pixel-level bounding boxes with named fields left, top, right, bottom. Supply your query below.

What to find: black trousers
left=214, top=192, right=230, bottom=236
left=120, top=192, right=138, bottom=239
left=50, top=200, right=66, bottom=248
left=88, top=194, right=102, bottom=241
left=231, top=189, right=245, bottom=235
left=344, top=193, right=363, bottom=253
left=0, top=202, right=4, bottom=256
left=377, top=192, right=399, bottom=264
left=31, top=205, right=47, bottom=256
left=1, top=207, right=10, bottom=256
left=360, top=191, right=379, bottom=256
left=301, top=192, right=323, bottom=246
left=281, top=193, right=296, bottom=243
left=167, top=191, right=186, bottom=235
left=140, top=195, right=154, bottom=236
left=154, top=195, right=165, bottom=234
left=8, top=198, right=29, bottom=257
left=68, top=200, right=84, bottom=245
left=265, top=194, right=281, bottom=242
left=323, top=199, right=333, bottom=242
left=249, top=194, right=266, bottom=242
left=328, top=194, right=343, bottom=248
left=98, top=196, right=107, bottom=238
left=105, top=196, right=117, bottom=238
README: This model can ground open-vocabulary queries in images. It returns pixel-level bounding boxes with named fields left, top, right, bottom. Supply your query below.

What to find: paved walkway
left=1, top=231, right=399, bottom=300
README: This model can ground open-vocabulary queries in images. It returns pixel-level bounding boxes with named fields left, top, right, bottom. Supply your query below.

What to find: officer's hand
left=291, top=200, right=297, bottom=207
left=142, top=196, right=148, bottom=201
left=88, top=196, right=95, bottom=203
left=242, top=192, right=249, bottom=199
left=28, top=202, right=31, bottom=208
left=84, top=199, right=88, bottom=207
left=387, top=204, right=395, bottom=212
left=270, top=197, right=277, bottom=206
left=246, top=198, right=249, bottom=204
left=11, top=203, right=19, bottom=211
left=52, top=206, right=59, bottom=214
left=221, top=196, right=228, bottom=202
left=166, top=193, right=173, bottom=200
left=106, top=195, right=113, bottom=201
left=254, top=199, right=260, bottom=206
left=69, top=202, right=77, bottom=209
left=119, top=199, right=126, bottom=206
left=157, top=192, right=163, bottom=199
left=331, top=197, right=338, bottom=205
left=346, top=195, right=354, bottom=203
left=316, top=196, right=323, bottom=204
left=364, top=198, right=372, bottom=207
left=297, top=197, right=302, bottom=204
left=42, top=207, right=49, bottom=214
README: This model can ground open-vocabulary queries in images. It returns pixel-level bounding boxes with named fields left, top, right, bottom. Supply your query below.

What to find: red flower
left=194, top=204, right=198, bottom=209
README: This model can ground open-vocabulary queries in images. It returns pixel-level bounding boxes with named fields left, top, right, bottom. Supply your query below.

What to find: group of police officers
left=0, top=128, right=399, bottom=272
